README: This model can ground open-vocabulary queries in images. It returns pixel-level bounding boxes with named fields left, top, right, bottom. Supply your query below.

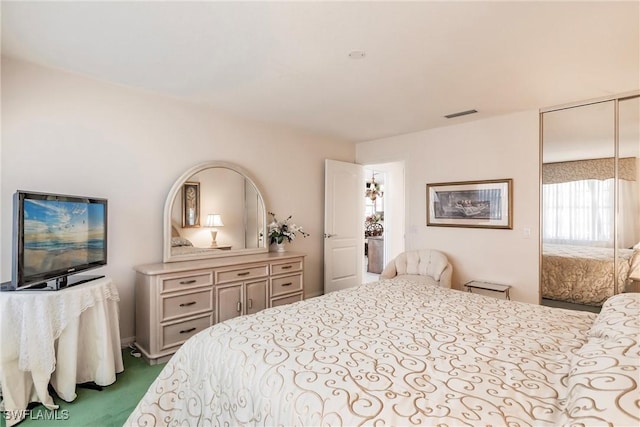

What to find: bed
left=170, top=235, right=230, bottom=257
left=542, top=243, right=640, bottom=306
left=126, top=278, right=639, bottom=426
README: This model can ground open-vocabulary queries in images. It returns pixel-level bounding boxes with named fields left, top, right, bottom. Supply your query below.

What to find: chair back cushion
left=393, top=249, right=449, bottom=281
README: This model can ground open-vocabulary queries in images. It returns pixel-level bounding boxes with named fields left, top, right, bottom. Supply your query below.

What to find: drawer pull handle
left=248, top=298, right=253, bottom=309
left=237, top=272, right=250, bottom=277
left=180, top=327, right=196, bottom=334
left=179, top=301, right=196, bottom=307
left=179, top=279, right=197, bottom=285
left=282, top=282, right=293, bottom=287
left=237, top=302, right=242, bottom=312
left=282, top=265, right=292, bottom=270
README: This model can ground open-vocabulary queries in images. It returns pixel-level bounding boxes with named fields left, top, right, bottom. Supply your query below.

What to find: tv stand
left=0, top=274, right=106, bottom=292
left=35, top=274, right=106, bottom=291
left=54, top=274, right=105, bottom=290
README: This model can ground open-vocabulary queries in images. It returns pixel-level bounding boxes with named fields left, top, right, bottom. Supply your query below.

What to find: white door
left=324, top=159, right=364, bottom=294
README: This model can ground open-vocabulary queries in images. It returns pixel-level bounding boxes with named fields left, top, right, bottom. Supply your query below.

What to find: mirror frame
left=163, top=160, right=268, bottom=263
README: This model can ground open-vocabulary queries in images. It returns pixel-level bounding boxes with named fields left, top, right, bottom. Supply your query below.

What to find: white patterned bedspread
left=126, top=279, right=640, bottom=426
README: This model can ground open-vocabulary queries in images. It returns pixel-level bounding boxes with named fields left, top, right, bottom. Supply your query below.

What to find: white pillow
left=171, top=237, right=193, bottom=247
left=560, top=292, right=640, bottom=425
left=560, top=335, right=639, bottom=426
left=588, top=292, right=640, bottom=340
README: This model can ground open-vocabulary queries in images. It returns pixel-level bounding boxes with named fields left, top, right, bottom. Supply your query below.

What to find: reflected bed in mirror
left=163, top=161, right=267, bottom=262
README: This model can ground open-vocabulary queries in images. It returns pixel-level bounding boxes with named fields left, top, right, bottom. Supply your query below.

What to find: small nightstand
left=465, top=281, right=511, bottom=300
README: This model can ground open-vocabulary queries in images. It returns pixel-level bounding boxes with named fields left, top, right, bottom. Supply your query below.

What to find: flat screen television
left=9, top=191, right=108, bottom=291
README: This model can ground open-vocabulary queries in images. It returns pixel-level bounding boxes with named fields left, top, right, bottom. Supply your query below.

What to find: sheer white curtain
left=543, top=179, right=615, bottom=247
left=619, top=179, right=639, bottom=249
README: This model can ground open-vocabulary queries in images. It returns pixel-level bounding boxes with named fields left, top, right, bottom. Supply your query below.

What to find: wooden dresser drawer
left=271, top=292, right=303, bottom=307
left=161, top=272, right=213, bottom=293
left=161, top=289, right=213, bottom=321
left=270, top=273, right=303, bottom=297
left=161, top=314, right=212, bottom=350
left=271, top=258, right=303, bottom=275
left=216, top=264, right=269, bottom=284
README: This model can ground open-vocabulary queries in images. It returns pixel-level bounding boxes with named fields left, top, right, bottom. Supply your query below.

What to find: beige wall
left=356, top=111, right=541, bottom=304
left=1, top=57, right=355, bottom=341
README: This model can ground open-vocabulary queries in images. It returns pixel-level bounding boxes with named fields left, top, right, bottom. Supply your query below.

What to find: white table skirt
left=0, top=277, right=123, bottom=426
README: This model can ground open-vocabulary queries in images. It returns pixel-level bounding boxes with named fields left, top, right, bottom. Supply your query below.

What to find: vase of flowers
left=268, top=212, right=309, bottom=252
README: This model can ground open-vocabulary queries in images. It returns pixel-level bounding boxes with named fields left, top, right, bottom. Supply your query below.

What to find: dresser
left=134, top=252, right=305, bottom=364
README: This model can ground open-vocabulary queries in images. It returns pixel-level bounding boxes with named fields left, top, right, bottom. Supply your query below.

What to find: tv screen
left=12, top=191, right=108, bottom=290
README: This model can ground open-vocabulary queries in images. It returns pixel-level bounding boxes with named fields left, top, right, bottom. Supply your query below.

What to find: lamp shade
left=205, top=214, right=224, bottom=227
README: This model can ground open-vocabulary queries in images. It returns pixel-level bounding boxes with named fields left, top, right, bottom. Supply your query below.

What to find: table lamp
left=205, top=214, right=224, bottom=247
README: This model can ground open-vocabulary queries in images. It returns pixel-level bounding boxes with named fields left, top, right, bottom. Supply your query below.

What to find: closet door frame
left=539, top=91, right=640, bottom=303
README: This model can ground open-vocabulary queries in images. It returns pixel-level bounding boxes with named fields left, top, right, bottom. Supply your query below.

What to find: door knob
left=324, top=233, right=337, bottom=238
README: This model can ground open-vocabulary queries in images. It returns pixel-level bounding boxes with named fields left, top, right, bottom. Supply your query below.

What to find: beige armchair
left=380, top=249, right=452, bottom=288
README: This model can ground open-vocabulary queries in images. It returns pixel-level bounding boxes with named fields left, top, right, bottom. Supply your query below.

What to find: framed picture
left=426, top=179, right=513, bottom=229
left=182, top=181, right=200, bottom=227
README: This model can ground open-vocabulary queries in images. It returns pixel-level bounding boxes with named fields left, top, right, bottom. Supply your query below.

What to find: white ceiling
left=2, top=1, right=639, bottom=143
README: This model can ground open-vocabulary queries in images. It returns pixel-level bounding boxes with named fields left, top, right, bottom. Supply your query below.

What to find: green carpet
left=1, top=349, right=165, bottom=427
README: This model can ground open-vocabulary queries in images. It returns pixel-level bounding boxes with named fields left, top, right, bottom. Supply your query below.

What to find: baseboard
left=120, top=336, right=136, bottom=348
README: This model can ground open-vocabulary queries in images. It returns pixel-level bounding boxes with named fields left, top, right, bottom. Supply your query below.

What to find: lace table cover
left=0, top=277, right=122, bottom=426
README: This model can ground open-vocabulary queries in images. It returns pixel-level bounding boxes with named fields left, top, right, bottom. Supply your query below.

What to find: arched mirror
left=163, top=161, right=267, bottom=262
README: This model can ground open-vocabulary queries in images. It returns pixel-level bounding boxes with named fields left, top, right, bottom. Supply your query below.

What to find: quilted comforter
left=542, top=243, right=639, bottom=306
left=126, top=279, right=639, bottom=426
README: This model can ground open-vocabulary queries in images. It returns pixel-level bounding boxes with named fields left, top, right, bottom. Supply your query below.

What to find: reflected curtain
left=543, top=179, right=615, bottom=247
left=543, top=178, right=638, bottom=248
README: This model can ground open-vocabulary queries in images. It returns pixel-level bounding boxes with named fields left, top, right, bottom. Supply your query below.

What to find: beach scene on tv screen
left=23, top=199, right=105, bottom=276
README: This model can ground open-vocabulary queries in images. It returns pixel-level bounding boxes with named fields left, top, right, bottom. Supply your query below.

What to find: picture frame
left=426, top=179, right=513, bottom=229
left=182, top=181, right=200, bottom=228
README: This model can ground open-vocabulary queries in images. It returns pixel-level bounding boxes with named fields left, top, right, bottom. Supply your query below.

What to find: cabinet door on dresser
left=245, top=280, right=267, bottom=315
left=215, top=262, right=269, bottom=323
left=216, top=283, right=242, bottom=323
left=216, top=280, right=268, bottom=322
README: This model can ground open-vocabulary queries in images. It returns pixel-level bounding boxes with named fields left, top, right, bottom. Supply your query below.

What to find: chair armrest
left=438, top=263, right=453, bottom=288
left=380, top=261, right=397, bottom=279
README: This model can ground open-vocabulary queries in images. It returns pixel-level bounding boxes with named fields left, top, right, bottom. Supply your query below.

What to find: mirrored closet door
left=541, top=94, right=639, bottom=308
left=618, top=96, right=640, bottom=293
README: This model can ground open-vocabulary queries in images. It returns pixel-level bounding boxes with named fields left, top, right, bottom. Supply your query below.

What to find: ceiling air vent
left=444, top=109, right=478, bottom=119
